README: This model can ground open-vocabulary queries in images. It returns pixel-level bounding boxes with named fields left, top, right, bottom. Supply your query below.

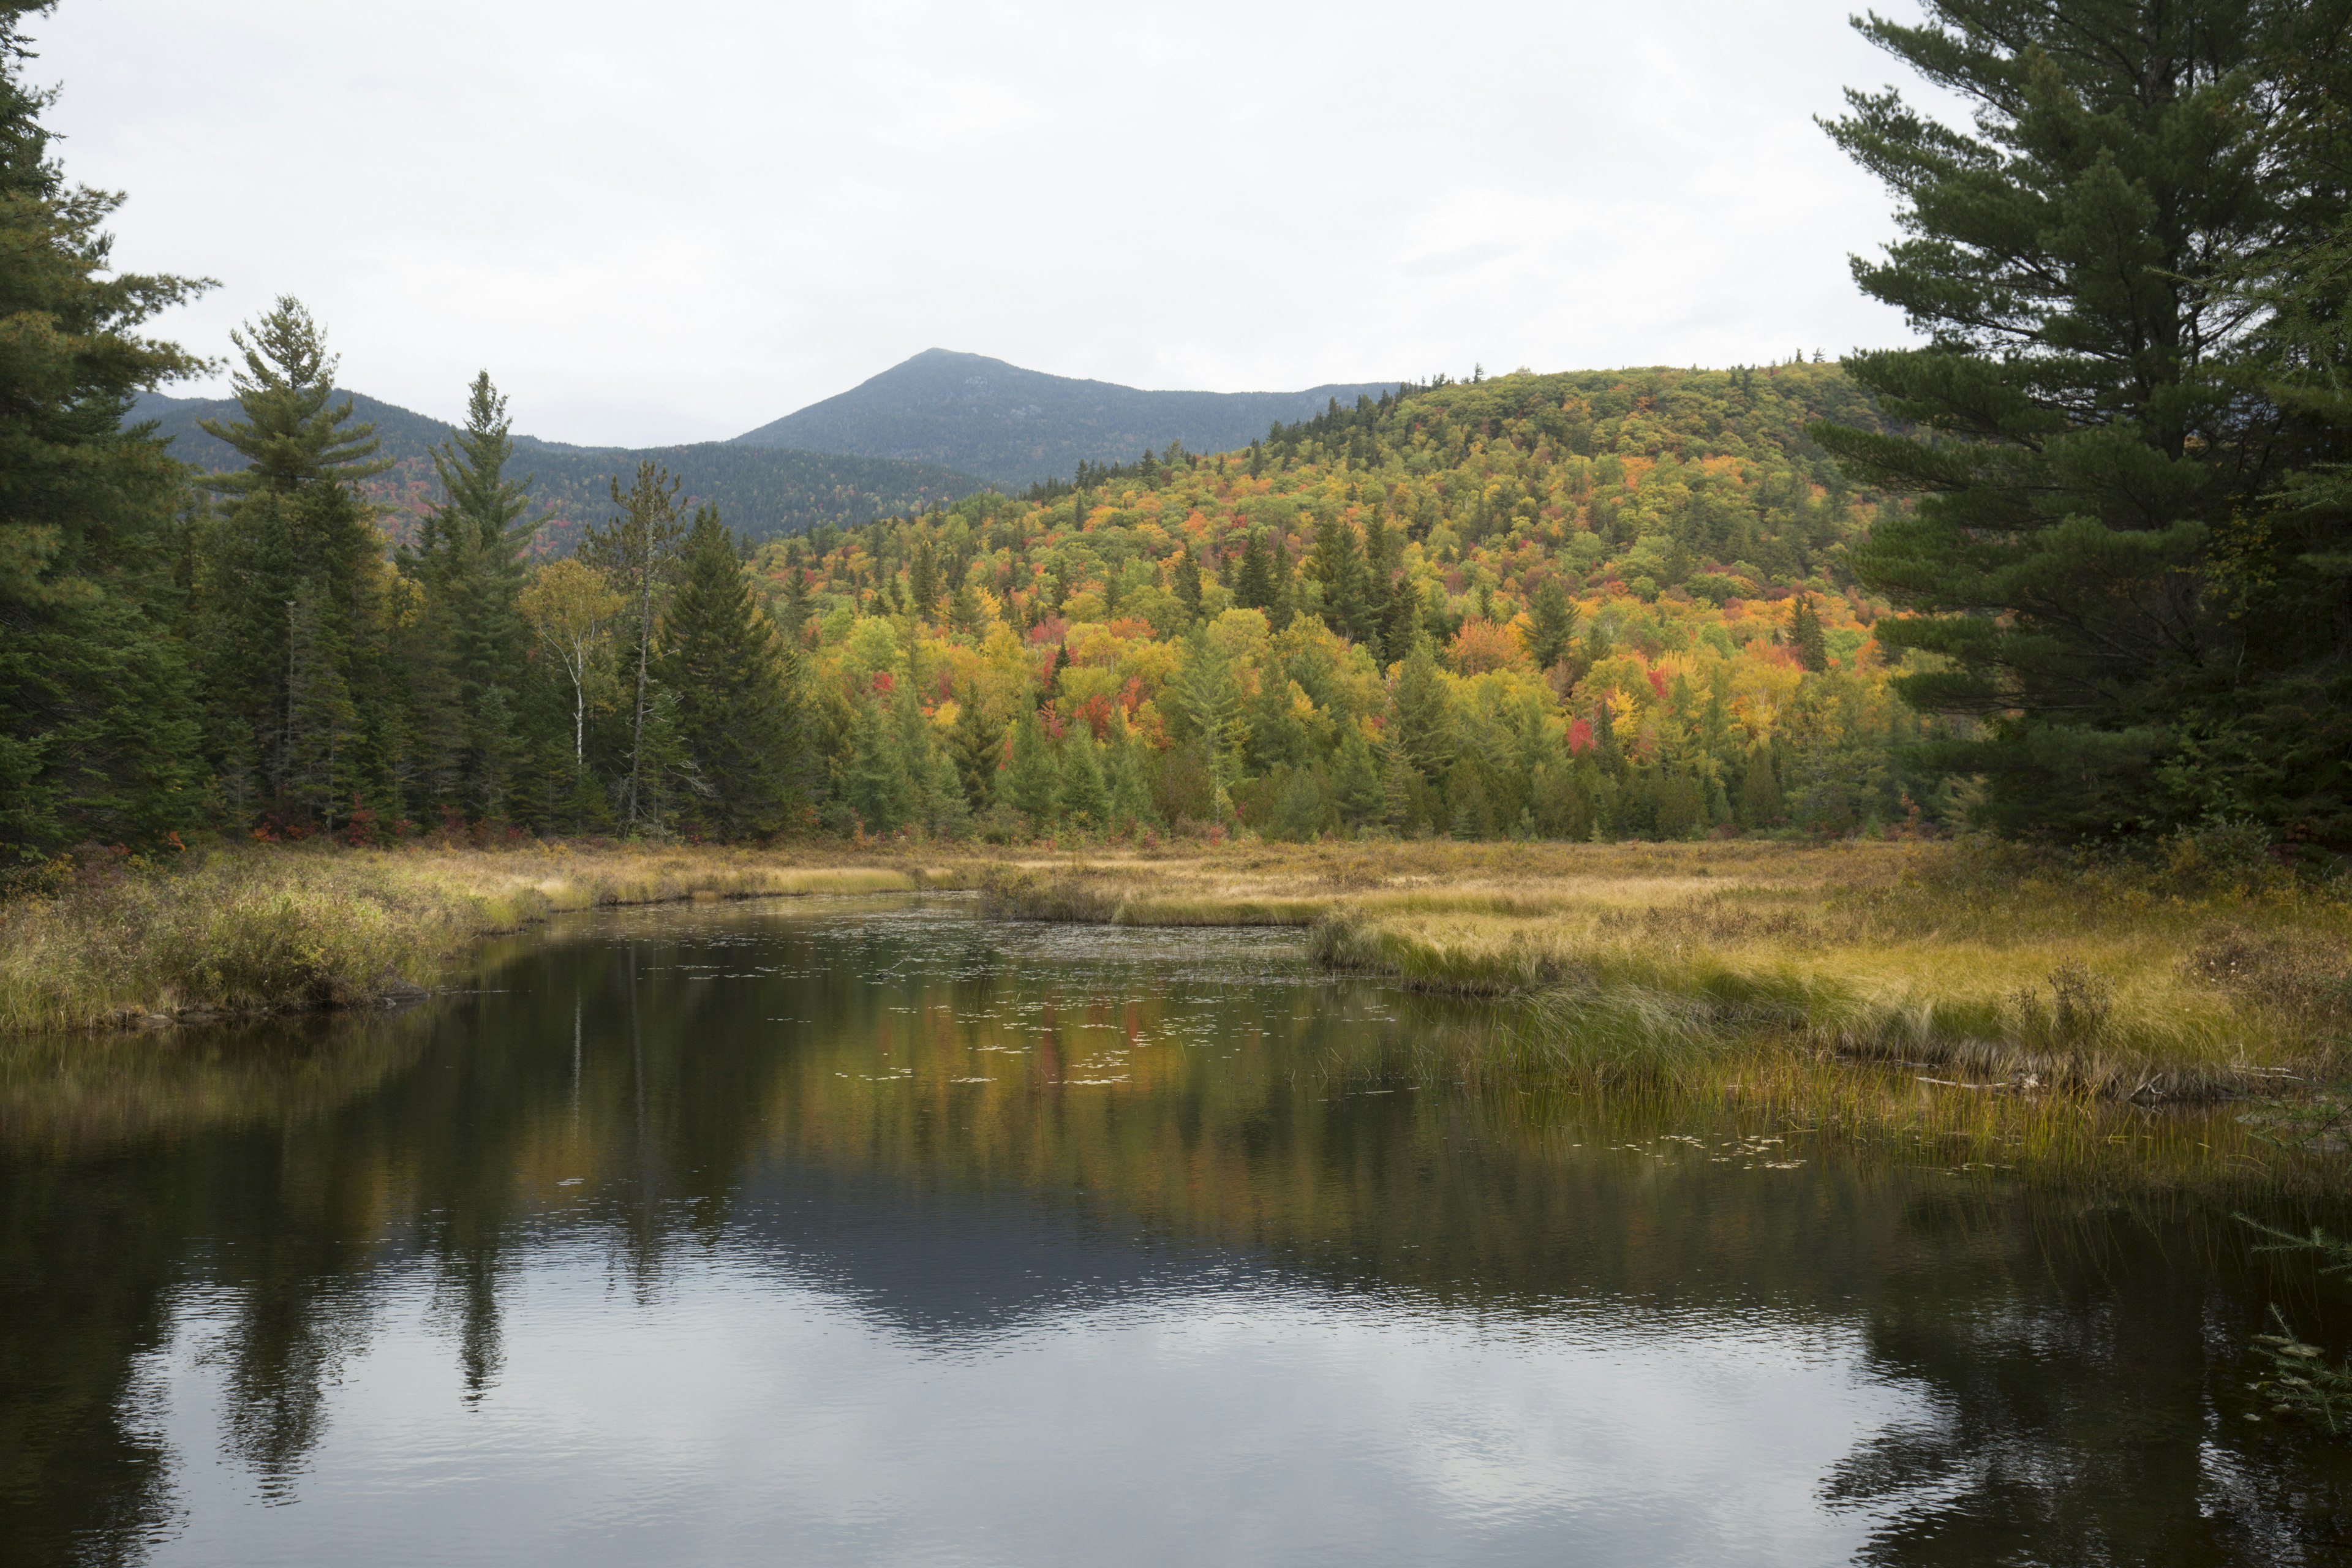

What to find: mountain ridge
left=733, top=349, right=1398, bottom=486
left=130, top=389, right=987, bottom=548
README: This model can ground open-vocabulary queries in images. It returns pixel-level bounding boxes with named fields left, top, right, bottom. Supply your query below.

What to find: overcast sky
left=41, top=0, right=1928, bottom=447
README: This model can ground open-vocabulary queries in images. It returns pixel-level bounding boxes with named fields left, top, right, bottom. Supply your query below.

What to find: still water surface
left=5, top=897, right=2350, bottom=1565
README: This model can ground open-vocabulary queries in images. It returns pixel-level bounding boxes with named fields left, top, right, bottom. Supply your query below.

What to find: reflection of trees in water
left=213, top=1268, right=370, bottom=1494
left=6, top=904, right=2352, bottom=1564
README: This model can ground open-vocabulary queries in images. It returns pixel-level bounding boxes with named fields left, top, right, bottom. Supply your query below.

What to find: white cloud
left=42, top=0, right=1924, bottom=445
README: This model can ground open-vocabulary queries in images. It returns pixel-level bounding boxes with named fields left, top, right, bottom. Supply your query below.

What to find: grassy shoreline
left=7, top=837, right=2346, bottom=1109
left=0, top=844, right=931, bottom=1034
left=3, top=835, right=2346, bottom=1199
left=975, top=839, right=2351, bottom=1105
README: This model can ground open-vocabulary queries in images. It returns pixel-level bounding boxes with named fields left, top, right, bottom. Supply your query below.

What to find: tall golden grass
left=978, top=837, right=2352, bottom=1102
left=0, top=844, right=920, bottom=1033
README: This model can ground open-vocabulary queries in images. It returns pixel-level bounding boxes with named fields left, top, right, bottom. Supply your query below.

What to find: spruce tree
left=1332, top=726, right=1384, bottom=826
left=1787, top=595, right=1828, bottom=674
left=1308, top=514, right=1371, bottom=643
left=0, top=10, right=206, bottom=859
left=1525, top=578, right=1578, bottom=671
left=1818, top=0, right=2352, bottom=841
left=1386, top=640, right=1455, bottom=784
left=1170, top=545, right=1202, bottom=624
left=1002, top=706, right=1060, bottom=830
left=656, top=505, right=796, bottom=837
left=1057, top=732, right=1109, bottom=828
left=1102, top=709, right=1156, bottom=829
left=946, top=684, right=1005, bottom=810
left=412, top=372, right=535, bottom=816
left=194, top=299, right=393, bottom=831
left=1169, top=623, right=1244, bottom=811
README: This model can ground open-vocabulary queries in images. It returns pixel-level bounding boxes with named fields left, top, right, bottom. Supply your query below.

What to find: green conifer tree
left=1818, top=0, right=2352, bottom=840
left=1526, top=577, right=1578, bottom=671
left=1170, top=545, right=1202, bottom=624
left=1386, top=640, right=1455, bottom=784
left=1057, top=731, right=1109, bottom=828
left=946, top=684, right=1005, bottom=810
left=655, top=505, right=796, bottom=837
left=1332, top=726, right=1383, bottom=826
left=194, top=298, right=393, bottom=831
left=1102, top=709, right=1156, bottom=829
left=1787, top=595, right=1828, bottom=674
left=1003, top=706, right=1060, bottom=831
left=0, top=13, right=206, bottom=859
left=844, top=693, right=911, bottom=834
left=412, top=371, right=535, bottom=816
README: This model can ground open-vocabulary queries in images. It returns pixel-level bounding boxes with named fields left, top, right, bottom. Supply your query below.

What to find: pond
left=4, top=897, right=2349, bottom=1566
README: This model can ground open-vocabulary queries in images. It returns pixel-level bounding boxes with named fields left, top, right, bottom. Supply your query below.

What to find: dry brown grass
left=0, top=843, right=922, bottom=1033
left=968, top=837, right=2352, bottom=1102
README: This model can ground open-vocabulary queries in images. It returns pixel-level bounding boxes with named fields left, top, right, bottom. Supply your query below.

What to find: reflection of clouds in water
left=143, top=1250, right=1915, bottom=1567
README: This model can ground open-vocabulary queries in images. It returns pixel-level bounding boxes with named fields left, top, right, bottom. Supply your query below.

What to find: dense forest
left=4, top=0, right=2348, bottom=863
left=750, top=361, right=1944, bottom=844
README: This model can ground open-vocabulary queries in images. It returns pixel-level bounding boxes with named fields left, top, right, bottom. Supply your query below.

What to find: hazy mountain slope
left=733, top=349, right=1396, bottom=486
left=132, top=390, right=987, bottom=549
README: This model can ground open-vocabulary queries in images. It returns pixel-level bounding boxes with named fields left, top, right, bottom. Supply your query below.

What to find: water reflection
left=3, top=898, right=2348, bottom=1566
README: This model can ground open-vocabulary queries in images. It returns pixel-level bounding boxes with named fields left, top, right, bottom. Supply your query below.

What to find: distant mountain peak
left=734, top=352, right=1396, bottom=486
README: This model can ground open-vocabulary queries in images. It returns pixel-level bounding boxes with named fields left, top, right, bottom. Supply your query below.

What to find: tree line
left=4, top=0, right=2348, bottom=863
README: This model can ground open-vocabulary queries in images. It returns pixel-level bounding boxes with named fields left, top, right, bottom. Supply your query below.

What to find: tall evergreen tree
left=1386, top=639, right=1455, bottom=785
left=578, top=461, right=686, bottom=831
left=1057, top=731, right=1109, bottom=827
left=656, top=505, right=796, bottom=837
left=193, top=298, right=392, bottom=831
left=1002, top=705, right=1059, bottom=829
left=1819, top=0, right=2352, bottom=841
left=1170, top=544, right=1202, bottom=624
left=1787, top=595, right=1828, bottom=673
left=0, top=7, right=205, bottom=860
left=1525, top=577, right=1578, bottom=671
left=946, top=684, right=1005, bottom=810
left=412, top=371, right=535, bottom=816
left=1308, top=513, right=1371, bottom=643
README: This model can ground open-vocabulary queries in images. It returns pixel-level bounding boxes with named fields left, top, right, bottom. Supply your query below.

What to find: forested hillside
left=746, top=360, right=1956, bottom=843
left=733, top=349, right=1395, bottom=486
left=14, top=0, right=2345, bottom=862
left=135, top=390, right=986, bottom=548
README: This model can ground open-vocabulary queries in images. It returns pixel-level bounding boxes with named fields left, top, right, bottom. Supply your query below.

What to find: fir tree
left=194, top=298, right=392, bottom=831
left=1057, top=732, right=1109, bottom=828
left=1787, top=595, right=1828, bottom=673
left=1525, top=577, right=1578, bottom=671
left=0, top=11, right=206, bottom=859
left=1169, top=623, right=1244, bottom=812
left=1102, top=709, right=1156, bottom=829
left=1307, top=513, right=1371, bottom=643
left=1386, top=640, right=1455, bottom=784
left=946, top=684, right=1005, bottom=810
left=413, top=372, right=535, bottom=815
left=656, top=505, right=796, bottom=837
left=1332, top=726, right=1384, bottom=826
left=843, top=693, right=911, bottom=834
left=1003, top=705, right=1060, bottom=830
left=1170, top=544, right=1202, bottom=624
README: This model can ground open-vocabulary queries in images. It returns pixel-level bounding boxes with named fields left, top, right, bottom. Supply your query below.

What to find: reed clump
left=0, top=843, right=922, bottom=1034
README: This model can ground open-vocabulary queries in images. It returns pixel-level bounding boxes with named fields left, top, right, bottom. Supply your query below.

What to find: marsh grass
left=974, top=837, right=2352, bottom=1106
left=0, top=845, right=922, bottom=1033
